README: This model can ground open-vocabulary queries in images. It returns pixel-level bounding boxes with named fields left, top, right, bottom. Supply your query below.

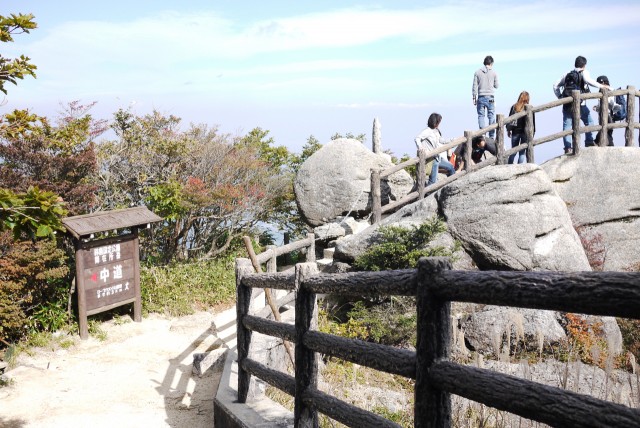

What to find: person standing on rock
left=472, top=55, right=499, bottom=138
left=415, top=112, right=456, bottom=186
left=506, top=90, right=536, bottom=164
left=553, top=55, right=609, bottom=154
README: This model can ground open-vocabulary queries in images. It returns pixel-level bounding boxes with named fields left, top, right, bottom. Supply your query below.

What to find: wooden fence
left=235, top=256, right=640, bottom=427
left=371, top=86, right=640, bottom=224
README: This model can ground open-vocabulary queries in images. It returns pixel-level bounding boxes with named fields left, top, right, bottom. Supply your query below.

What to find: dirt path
left=0, top=309, right=233, bottom=428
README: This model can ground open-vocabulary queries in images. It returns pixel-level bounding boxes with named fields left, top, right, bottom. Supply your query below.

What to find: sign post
left=75, top=231, right=142, bottom=339
left=62, top=206, right=161, bottom=339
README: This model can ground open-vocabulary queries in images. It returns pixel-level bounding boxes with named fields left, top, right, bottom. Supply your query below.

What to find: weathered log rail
left=371, top=86, right=640, bottom=223
left=235, top=256, right=640, bottom=427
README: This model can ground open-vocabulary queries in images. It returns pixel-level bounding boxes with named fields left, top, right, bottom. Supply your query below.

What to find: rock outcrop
left=439, top=163, right=591, bottom=271
left=293, top=138, right=413, bottom=226
left=542, top=147, right=640, bottom=271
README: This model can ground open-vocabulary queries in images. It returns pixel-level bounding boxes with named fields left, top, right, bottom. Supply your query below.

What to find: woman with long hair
left=506, top=91, right=535, bottom=164
left=414, top=112, right=456, bottom=185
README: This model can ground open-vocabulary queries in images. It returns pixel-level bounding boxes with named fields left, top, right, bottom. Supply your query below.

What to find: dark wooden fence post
left=294, top=262, right=320, bottom=428
left=626, top=85, right=636, bottom=147
left=597, top=88, right=609, bottom=147
left=525, top=104, right=535, bottom=163
left=415, top=257, right=453, bottom=428
left=236, top=258, right=255, bottom=403
left=571, top=89, right=581, bottom=155
left=371, top=169, right=381, bottom=224
left=495, top=114, right=505, bottom=165
left=463, top=131, right=472, bottom=170
left=417, top=149, right=427, bottom=199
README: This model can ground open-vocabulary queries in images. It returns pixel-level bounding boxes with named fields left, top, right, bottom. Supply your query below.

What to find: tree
left=97, top=112, right=293, bottom=263
left=0, top=106, right=102, bottom=216
left=0, top=13, right=37, bottom=95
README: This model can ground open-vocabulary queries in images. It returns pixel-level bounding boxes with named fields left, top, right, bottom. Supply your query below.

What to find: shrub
left=353, top=217, right=457, bottom=271
left=0, top=232, right=71, bottom=343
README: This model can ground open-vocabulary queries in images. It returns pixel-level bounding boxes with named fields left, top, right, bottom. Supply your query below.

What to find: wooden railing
left=371, top=86, right=640, bottom=223
left=235, top=256, right=640, bottom=427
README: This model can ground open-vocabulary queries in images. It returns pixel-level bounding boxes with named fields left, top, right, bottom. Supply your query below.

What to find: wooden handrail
left=235, top=257, right=640, bottom=427
left=371, top=86, right=640, bottom=223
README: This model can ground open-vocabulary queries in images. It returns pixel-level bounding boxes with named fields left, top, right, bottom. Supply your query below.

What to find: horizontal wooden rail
left=242, top=271, right=295, bottom=291
left=302, top=387, right=402, bottom=428
left=302, top=269, right=417, bottom=296
left=243, top=314, right=296, bottom=342
left=429, top=360, right=640, bottom=428
left=437, top=270, right=640, bottom=318
left=241, top=358, right=296, bottom=397
left=303, top=330, right=416, bottom=379
left=255, top=234, right=315, bottom=264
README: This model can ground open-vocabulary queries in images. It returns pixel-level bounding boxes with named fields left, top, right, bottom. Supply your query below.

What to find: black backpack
left=562, top=70, right=585, bottom=97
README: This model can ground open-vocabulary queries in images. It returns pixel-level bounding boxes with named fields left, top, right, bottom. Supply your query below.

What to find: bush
left=353, top=218, right=457, bottom=271
left=322, top=218, right=459, bottom=348
left=0, top=232, right=71, bottom=343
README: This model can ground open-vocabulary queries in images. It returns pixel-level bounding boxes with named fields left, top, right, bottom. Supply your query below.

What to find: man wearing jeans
left=553, top=56, right=609, bottom=154
left=472, top=56, right=499, bottom=138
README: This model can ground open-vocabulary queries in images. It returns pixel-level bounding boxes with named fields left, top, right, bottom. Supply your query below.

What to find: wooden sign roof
left=62, top=206, right=163, bottom=239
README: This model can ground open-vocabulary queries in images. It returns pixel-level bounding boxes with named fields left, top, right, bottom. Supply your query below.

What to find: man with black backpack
left=553, top=56, right=610, bottom=154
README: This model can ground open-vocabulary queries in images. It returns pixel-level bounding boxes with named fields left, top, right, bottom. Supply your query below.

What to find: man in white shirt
left=553, top=56, right=609, bottom=154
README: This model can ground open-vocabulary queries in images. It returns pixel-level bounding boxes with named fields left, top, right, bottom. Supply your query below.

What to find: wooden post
left=75, top=239, right=89, bottom=340
left=371, top=169, right=381, bottom=224
left=415, top=257, right=452, bottom=428
left=132, top=228, right=141, bottom=322
left=294, top=263, right=320, bottom=428
left=266, top=245, right=277, bottom=273
left=305, top=232, right=316, bottom=263
left=463, top=131, right=473, bottom=170
left=571, top=89, right=581, bottom=155
left=597, top=88, right=609, bottom=147
left=236, top=258, right=254, bottom=403
left=495, top=114, right=505, bottom=165
left=417, top=149, right=427, bottom=199
left=525, top=104, right=535, bottom=163
left=626, top=85, right=636, bottom=147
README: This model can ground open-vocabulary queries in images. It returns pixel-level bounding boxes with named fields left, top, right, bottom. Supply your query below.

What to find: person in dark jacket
left=453, top=135, right=496, bottom=170
left=506, top=91, right=536, bottom=164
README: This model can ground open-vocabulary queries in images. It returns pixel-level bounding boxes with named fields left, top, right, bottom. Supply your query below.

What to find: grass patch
left=140, top=254, right=237, bottom=316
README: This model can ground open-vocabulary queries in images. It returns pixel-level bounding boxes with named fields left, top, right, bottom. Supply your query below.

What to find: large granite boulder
left=294, top=138, right=413, bottom=227
left=541, top=147, right=640, bottom=271
left=437, top=163, right=591, bottom=271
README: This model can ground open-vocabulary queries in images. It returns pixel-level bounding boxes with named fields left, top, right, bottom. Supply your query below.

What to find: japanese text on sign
left=93, top=244, right=121, bottom=265
left=96, top=282, right=130, bottom=299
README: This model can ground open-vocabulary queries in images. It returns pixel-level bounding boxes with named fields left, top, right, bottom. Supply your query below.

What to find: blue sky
left=3, top=1, right=640, bottom=163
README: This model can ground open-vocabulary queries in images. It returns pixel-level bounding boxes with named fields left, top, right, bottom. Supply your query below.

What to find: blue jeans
left=509, top=133, right=527, bottom=164
left=428, top=157, right=455, bottom=185
left=477, top=95, right=495, bottom=138
left=562, top=105, right=594, bottom=150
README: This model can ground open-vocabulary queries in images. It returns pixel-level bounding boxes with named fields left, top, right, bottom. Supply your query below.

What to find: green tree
left=97, top=112, right=292, bottom=263
left=0, top=13, right=37, bottom=95
left=290, top=135, right=322, bottom=173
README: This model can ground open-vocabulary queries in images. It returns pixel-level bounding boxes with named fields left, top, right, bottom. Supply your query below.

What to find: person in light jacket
left=414, top=112, right=455, bottom=185
left=472, top=55, right=499, bottom=138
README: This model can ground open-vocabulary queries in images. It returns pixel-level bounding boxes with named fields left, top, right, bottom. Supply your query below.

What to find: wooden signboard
left=75, top=232, right=142, bottom=339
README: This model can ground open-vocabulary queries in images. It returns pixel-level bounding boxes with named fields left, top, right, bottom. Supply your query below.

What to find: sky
left=3, top=0, right=640, bottom=163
